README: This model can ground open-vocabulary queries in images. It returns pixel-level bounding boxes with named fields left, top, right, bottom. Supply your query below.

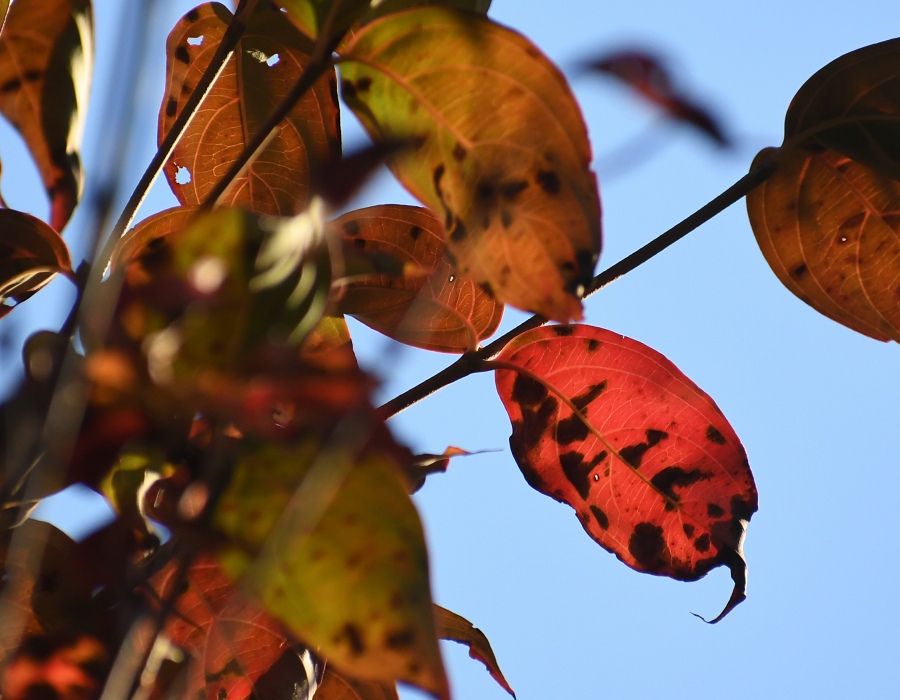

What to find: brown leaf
left=334, top=205, right=503, bottom=352
left=0, top=209, right=72, bottom=318
left=0, top=0, right=92, bottom=230
left=747, top=145, right=900, bottom=342
left=316, top=667, right=399, bottom=700
left=160, top=2, right=340, bottom=215
left=434, top=605, right=514, bottom=697
left=494, top=325, right=757, bottom=622
left=340, top=8, right=601, bottom=322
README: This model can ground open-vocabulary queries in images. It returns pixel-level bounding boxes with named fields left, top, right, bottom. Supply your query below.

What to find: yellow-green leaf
left=0, top=0, right=93, bottom=230
left=0, top=209, right=72, bottom=318
left=747, top=145, right=900, bottom=342
left=160, top=2, right=340, bottom=215
left=215, top=441, right=448, bottom=699
left=339, top=8, right=601, bottom=322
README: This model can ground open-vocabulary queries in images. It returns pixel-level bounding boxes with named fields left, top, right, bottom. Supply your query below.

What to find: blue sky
left=13, top=1, right=900, bottom=698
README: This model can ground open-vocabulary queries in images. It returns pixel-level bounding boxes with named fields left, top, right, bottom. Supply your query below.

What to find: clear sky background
left=10, top=1, right=900, bottom=699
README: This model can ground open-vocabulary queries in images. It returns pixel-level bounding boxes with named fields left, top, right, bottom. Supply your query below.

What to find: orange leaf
left=494, top=325, right=757, bottom=622
left=0, top=209, right=72, bottom=318
left=160, top=2, right=340, bottom=215
left=0, top=0, right=92, bottom=230
left=434, top=605, right=514, bottom=698
left=316, top=667, right=399, bottom=700
left=334, top=205, right=503, bottom=352
left=339, top=8, right=601, bottom=322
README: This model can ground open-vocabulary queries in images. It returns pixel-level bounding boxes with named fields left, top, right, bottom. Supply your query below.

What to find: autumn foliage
left=0, top=0, right=896, bottom=698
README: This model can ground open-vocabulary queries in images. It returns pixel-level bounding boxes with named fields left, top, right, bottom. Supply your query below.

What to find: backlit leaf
left=334, top=205, right=503, bottom=352
left=0, top=209, right=72, bottom=318
left=494, top=325, right=757, bottom=621
left=0, top=0, right=92, bottom=231
left=317, top=667, right=399, bottom=700
left=214, top=441, right=448, bottom=699
left=160, top=2, right=340, bottom=215
left=746, top=145, right=900, bottom=342
left=784, top=38, right=900, bottom=181
left=339, top=8, right=601, bottom=322
left=149, top=555, right=321, bottom=700
left=433, top=605, right=514, bottom=698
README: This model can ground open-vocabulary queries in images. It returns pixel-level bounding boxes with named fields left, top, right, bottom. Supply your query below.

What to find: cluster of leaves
left=0, top=0, right=896, bottom=698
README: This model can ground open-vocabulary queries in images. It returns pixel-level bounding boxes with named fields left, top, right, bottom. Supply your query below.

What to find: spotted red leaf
left=494, top=325, right=757, bottom=621
left=334, top=205, right=503, bottom=352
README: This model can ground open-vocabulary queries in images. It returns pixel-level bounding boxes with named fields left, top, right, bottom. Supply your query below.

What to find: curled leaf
left=334, top=205, right=503, bottom=352
left=0, top=0, right=93, bottom=230
left=494, top=325, right=757, bottom=621
left=434, top=605, right=514, bottom=698
left=340, top=8, right=601, bottom=321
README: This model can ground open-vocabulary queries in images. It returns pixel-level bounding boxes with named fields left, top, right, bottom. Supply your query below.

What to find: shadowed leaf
left=149, top=555, right=321, bottom=700
left=334, top=205, right=503, bottom=352
left=433, top=605, right=514, bottom=697
left=406, top=446, right=473, bottom=492
left=584, top=50, right=729, bottom=147
left=494, top=325, right=757, bottom=622
left=340, top=8, right=601, bottom=322
left=0, top=209, right=72, bottom=318
left=747, top=146, right=900, bottom=342
left=214, top=441, right=448, bottom=699
left=0, top=0, right=92, bottom=231
left=316, top=667, right=399, bottom=700
left=160, top=2, right=340, bottom=215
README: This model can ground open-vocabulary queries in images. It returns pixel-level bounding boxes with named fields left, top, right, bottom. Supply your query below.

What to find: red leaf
left=493, top=325, right=757, bottom=621
left=586, top=50, right=729, bottom=147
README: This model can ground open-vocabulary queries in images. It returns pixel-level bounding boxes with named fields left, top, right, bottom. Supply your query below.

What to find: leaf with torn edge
left=0, top=0, right=92, bottom=231
left=339, top=8, right=601, bottom=322
left=494, top=325, right=757, bottom=622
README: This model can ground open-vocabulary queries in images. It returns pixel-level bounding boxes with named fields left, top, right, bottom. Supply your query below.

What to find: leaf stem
left=377, top=154, right=779, bottom=419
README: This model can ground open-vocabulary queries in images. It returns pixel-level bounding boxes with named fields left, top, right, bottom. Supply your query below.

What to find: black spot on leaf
left=572, top=381, right=607, bottom=411
left=730, top=495, right=756, bottom=520
left=587, top=338, right=601, bottom=352
left=521, top=396, right=559, bottom=450
left=629, top=522, right=667, bottom=569
left=536, top=169, right=561, bottom=194
left=705, top=425, right=727, bottom=445
left=683, top=523, right=695, bottom=538
left=341, top=79, right=356, bottom=99
left=619, top=429, right=669, bottom=468
left=500, top=180, right=528, bottom=200
left=408, top=225, right=422, bottom=241
left=343, top=220, right=360, bottom=237
left=186, top=8, right=201, bottom=21
left=500, top=210, right=513, bottom=228
left=356, top=77, right=372, bottom=92
left=449, top=219, right=467, bottom=242
left=650, top=466, right=708, bottom=503
left=335, top=623, right=365, bottom=656
left=790, top=264, right=808, bottom=279
left=559, top=451, right=593, bottom=499
left=479, top=282, right=494, bottom=298
left=166, top=97, right=177, bottom=118
left=554, top=325, right=575, bottom=336
left=707, top=503, right=725, bottom=518
left=385, top=628, right=415, bottom=649
left=432, top=164, right=446, bottom=200
left=453, top=143, right=467, bottom=161
left=587, top=450, right=608, bottom=469
left=353, top=238, right=366, bottom=249
left=693, top=534, right=711, bottom=552
left=175, top=45, right=190, bottom=64
left=556, top=413, right=589, bottom=445
left=590, top=505, right=610, bottom=530
left=511, top=374, right=547, bottom=406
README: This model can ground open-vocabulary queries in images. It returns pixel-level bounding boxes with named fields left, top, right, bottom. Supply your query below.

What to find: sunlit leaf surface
left=0, top=0, right=92, bottom=230
left=340, top=8, right=601, bottom=321
left=160, top=3, right=340, bottom=215
left=494, top=325, right=757, bottom=621
left=434, top=605, right=514, bottom=697
left=335, top=204, right=503, bottom=352
left=317, top=667, right=399, bottom=700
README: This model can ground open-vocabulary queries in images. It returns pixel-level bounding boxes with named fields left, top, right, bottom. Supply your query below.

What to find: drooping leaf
left=406, top=446, right=473, bottom=492
left=584, top=50, right=729, bottom=147
left=317, top=667, right=399, bottom=700
left=494, top=325, right=757, bottom=621
left=433, top=605, right=514, bottom=698
left=0, top=0, right=92, bottom=230
left=214, top=441, right=449, bottom=699
left=160, top=2, right=340, bottom=215
left=334, top=205, right=503, bottom=352
left=783, top=38, right=900, bottom=181
left=339, top=8, right=601, bottom=322
left=746, top=145, right=900, bottom=342
left=149, top=555, right=321, bottom=700
left=0, top=209, right=72, bottom=318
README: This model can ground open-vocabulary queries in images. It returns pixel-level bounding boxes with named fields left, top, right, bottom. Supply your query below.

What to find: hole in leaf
left=246, top=49, right=279, bottom=66
left=448, top=274, right=456, bottom=282
left=175, top=166, right=191, bottom=185
left=187, top=35, right=204, bottom=46
left=266, top=54, right=280, bottom=67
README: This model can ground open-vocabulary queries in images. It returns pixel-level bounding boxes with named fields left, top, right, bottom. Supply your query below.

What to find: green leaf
left=0, top=209, right=72, bottom=318
left=339, top=8, right=601, bottom=322
left=160, top=2, right=340, bottom=215
left=214, top=441, right=449, bottom=699
left=334, top=204, right=503, bottom=352
left=0, top=0, right=92, bottom=231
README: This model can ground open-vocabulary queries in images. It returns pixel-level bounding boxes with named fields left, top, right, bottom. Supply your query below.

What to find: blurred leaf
left=0, top=209, right=72, bottom=318
left=277, top=0, right=373, bottom=42
left=317, top=666, right=399, bottom=700
left=584, top=50, right=729, bottom=147
left=214, top=441, right=448, bottom=699
left=316, top=138, right=415, bottom=206
left=433, top=605, right=514, bottom=697
left=0, top=0, right=92, bottom=230
left=149, top=555, right=321, bottom=700
left=746, top=145, right=900, bottom=342
left=406, top=446, right=478, bottom=493
left=494, top=325, right=757, bottom=622
left=784, top=38, right=900, bottom=181
left=0, top=633, right=108, bottom=700
left=340, top=8, right=601, bottom=322
left=160, top=2, right=340, bottom=215
left=359, top=0, right=491, bottom=24
left=334, top=205, right=503, bottom=352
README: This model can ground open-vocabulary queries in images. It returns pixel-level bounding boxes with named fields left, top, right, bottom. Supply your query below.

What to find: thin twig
left=377, top=154, right=779, bottom=419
